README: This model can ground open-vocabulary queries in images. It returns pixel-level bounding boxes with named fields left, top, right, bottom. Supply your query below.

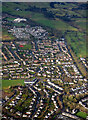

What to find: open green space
left=76, top=112, right=88, bottom=119
left=6, top=17, right=15, bottom=21
left=2, top=80, right=24, bottom=89
left=73, top=18, right=87, bottom=30
left=2, top=3, right=78, bottom=31
left=2, top=2, right=87, bottom=58
left=2, top=2, right=34, bottom=17
left=67, top=44, right=87, bottom=77
left=2, top=28, right=15, bottom=40
left=30, top=13, right=77, bottom=31
left=21, top=43, right=32, bottom=50
left=65, top=31, right=86, bottom=58
left=76, top=21, right=86, bottom=30
left=29, top=2, right=50, bottom=8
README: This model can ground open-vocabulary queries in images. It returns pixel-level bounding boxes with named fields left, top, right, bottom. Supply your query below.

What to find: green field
left=2, top=28, right=15, bottom=40
left=30, top=13, right=77, bottom=31
left=6, top=17, right=15, bottom=21
left=2, top=80, right=24, bottom=89
left=2, top=3, right=78, bottom=31
left=76, top=112, right=88, bottom=119
left=76, top=21, right=86, bottom=30
left=74, top=18, right=87, bottom=30
left=2, top=2, right=86, bottom=32
left=65, top=31, right=86, bottom=58
left=2, top=2, right=87, bottom=58
left=21, top=43, right=32, bottom=50
left=29, top=2, right=50, bottom=8
left=2, top=3, right=33, bottom=17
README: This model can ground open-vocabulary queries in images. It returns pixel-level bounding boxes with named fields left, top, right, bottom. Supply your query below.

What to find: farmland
left=65, top=31, right=86, bottom=58
left=31, top=13, right=78, bottom=31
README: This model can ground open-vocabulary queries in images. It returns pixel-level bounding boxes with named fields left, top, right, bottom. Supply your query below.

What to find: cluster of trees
left=72, top=3, right=88, bottom=10
left=50, top=2, right=88, bottom=11
left=50, top=2, right=65, bottom=8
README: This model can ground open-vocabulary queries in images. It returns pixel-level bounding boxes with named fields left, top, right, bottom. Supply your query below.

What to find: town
left=2, top=4, right=88, bottom=120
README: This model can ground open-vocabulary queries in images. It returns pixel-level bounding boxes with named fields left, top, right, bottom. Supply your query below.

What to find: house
left=23, top=114, right=27, bottom=117
left=16, top=111, right=21, bottom=116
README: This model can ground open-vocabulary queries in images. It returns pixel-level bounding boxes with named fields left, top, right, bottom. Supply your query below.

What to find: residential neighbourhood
left=2, top=2, right=88, bottom=120
left=2, top=21, right=88, bottom=119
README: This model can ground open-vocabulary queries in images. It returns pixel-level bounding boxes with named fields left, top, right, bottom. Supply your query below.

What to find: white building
left=14, top=18, right=27, bottom=23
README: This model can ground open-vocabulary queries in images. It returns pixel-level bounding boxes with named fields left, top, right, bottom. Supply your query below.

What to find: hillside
left=2, top=2, right=87, bottom=58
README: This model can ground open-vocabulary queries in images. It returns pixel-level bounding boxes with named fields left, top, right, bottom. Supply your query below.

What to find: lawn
left=76, top=112, right=88, bottom=119
left=2, top=80, right=24, bottom=89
